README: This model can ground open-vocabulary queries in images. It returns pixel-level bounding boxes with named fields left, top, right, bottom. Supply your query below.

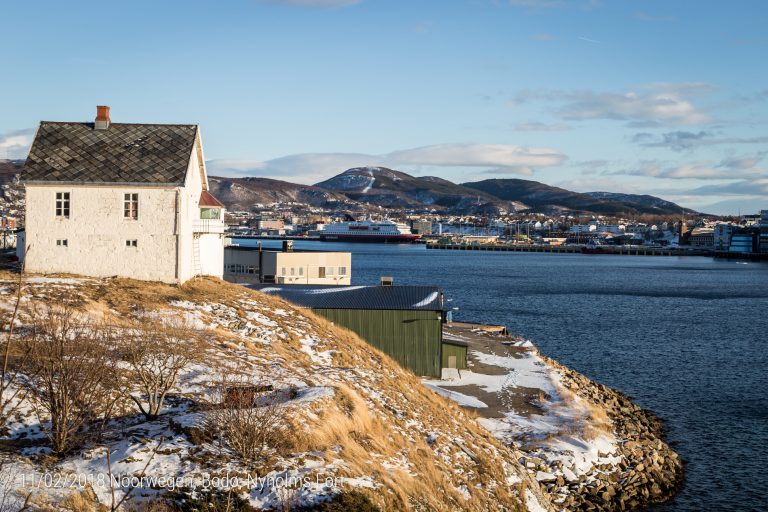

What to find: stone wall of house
left=24, top=184, right=180, bottom=282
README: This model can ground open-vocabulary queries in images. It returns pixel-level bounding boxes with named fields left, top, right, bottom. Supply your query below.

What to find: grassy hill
left=0, top=274, right=549, bottom=511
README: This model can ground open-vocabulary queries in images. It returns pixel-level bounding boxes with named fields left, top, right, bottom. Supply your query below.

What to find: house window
left=56, top=239, right=68, bottom=247
left=200, top=208, right=220, bottom=220
left=126, top=239, right=138, bottom=247
left=281, top=267, right=286, bottom=276
left=326, top=266, right=335, bottom=276
left=124, top=193, right=139, bottom=220
left=338, top=266, right=347, bottom=276
left=290, top=267, right=295, bottom=276
left=299, top=267, right=304, bottom=276
left=55, top=192, right=70, bottom=218
left=318, top=267, right=326, bottom=278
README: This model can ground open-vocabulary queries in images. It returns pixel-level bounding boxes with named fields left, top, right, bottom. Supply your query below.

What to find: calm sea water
left=237, top=239, right=768, bottom=511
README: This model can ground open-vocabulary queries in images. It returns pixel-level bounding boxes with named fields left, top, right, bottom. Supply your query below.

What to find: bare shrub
left=121, top=319, right=206, bottom=421
left=203, top=375, right=294, bottom=463
left=1, top=257, right=33, bottom=432
left=0, top=457, right=31, bottom=512
left=20, top=303, right=122, bottom=454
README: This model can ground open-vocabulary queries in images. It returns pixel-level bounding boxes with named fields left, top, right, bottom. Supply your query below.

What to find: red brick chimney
left=95, top=105, right=111, bottom=130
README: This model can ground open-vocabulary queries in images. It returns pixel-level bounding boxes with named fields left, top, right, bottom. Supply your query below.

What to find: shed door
left=447, top=355, right=457, bottom=369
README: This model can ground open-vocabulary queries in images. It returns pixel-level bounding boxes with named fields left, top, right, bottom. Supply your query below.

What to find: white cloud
left=558, top=90, right=712, bottom=125
left=207, top=143, right=566, bottom=183
left=0, top=128, right=34, bottom=160
left=515, top=83, right=715, bottom=126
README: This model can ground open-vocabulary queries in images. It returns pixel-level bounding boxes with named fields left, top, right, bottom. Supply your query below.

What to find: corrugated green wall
left=313, top=309, right=442, bottom=377
left=441, top=342, right=467, bottom=370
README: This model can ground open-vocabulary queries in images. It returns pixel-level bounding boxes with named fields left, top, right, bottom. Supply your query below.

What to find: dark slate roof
left=248, top=284, right=444, bottom=311
left=22, top=122, right=198, bottom=184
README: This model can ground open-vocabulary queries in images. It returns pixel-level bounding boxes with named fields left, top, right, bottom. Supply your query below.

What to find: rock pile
left=537, top=356, right=684, bottom=511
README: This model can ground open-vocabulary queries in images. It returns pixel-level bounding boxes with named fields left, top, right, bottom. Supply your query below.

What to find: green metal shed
left=251, top=284, right=456, bottom=377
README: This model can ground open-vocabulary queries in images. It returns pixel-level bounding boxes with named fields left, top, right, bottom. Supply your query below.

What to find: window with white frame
left=124, top=193, right=139, bottom=220
left=56, top=239, right=68, bottom=247
left=55, top=192, right=70, bottom=218
left=126, top=239, right=138, bottom=247
left=338, top=266, right=347, bottom=275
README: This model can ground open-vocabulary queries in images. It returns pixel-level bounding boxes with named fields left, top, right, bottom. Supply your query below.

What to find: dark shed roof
left=248, top=284, right=443, bottom=311
left=22, top=122, right=198, bottom=185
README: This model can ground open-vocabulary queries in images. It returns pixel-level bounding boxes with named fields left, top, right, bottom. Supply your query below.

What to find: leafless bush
left=0, top=457, right=31, bottom=512
left=120, top=318, right=206, bottom=421
left=1, top=255, right=33, bottom=433
left=20, top=303, right=122, bottom=454
left=203, top=374, right=294, bottom=462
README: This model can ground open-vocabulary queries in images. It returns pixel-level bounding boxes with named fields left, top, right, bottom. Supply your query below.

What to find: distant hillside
left=584, top=191, right=699, bottom=215
left=314, top=167, right=514, bottom=213
left=208, top=176, right=350, bottom=211
left=462, top=178, right=697, bottom=216
left=0, top=159, right=24, bottom=222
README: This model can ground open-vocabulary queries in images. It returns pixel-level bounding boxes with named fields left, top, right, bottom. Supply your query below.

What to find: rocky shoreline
left=532, top=355, right=685, bottom=511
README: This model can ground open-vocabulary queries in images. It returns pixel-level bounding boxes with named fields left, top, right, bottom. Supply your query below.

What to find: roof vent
left=95, top=105, right=111, bottom=130
left=380, top=276, right=394, bottom=287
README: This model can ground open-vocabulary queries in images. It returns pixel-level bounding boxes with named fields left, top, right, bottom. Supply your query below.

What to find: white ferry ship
left=315, top=219, right=421, bottom=243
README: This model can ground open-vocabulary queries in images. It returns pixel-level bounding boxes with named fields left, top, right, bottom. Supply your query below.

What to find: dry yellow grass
left=0, top=272, right=546, bottom=512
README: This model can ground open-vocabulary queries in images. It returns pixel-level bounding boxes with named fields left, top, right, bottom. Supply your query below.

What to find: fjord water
left=238, top=239, right=768, bottom=511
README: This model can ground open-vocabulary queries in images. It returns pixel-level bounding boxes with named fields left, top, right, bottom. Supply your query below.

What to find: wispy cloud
left=512, top=121, right=571, bottom=132
left=577, top=36, right=600, bottom=44
left=688, top=179, right=768, bottom=196
left=608, top=153, right=767, bottom=180
left=207, top=143, right=567, bottom=183
left=514, top=83, right=716, bottom=126
left=631, top=130, right=768, bottom=151
left=0, top=128, right=34, bottom=160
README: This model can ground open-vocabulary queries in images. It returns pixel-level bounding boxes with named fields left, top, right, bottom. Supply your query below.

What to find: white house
left=19, top=106, right=225, bottom=283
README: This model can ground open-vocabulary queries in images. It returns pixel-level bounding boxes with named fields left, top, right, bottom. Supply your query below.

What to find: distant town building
left=683, top=227, right=714, bottom=248
left=729, top=231, right=757, bottom=253
left=257, top=218, right=285, bottom=230
left=760, top=210, right=768, bottom=253
left=714, top=223, right=735, bottom=251
left=411, top=219, right=433, bottom=235
left=19, top=106, right=225, bottom=283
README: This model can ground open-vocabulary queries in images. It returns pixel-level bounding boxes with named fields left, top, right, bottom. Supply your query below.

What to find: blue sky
left=1, top=0, right=767, bottom=214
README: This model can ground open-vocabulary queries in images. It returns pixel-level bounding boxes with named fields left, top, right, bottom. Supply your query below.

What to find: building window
left=338, top=266, right=347, bottom=276
left=290, top=267, right=295, bottom=276
left=281, top=267, right=286, bottom=276
left=299, top=267, right=304, bottom=276
left=200, top=207, right=220, bottom=220
left=55, top=192, right=70, bottom=218
left=126, top=239, right=138, bottom=247
left=326, top=266, right=335, bottom=276
left=318, top=267, right=326, bottom=278
left=124, top=193, right=139, bottom=220
left=56, top=239, right=68, bottom=247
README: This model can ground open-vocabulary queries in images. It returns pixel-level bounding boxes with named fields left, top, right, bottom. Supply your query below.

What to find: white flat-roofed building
left=224, top=244, right=351, bottom=285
